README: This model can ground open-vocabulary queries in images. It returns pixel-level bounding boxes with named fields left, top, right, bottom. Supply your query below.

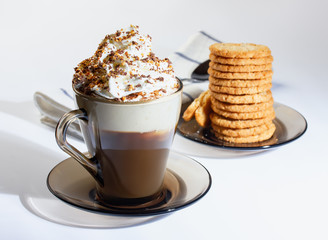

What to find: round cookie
left=209, top=112, right=275, bottom=129
left=210, top=90, right=273, bottom=104
left=209, top=82, right=272, bottom=95
left=210, top=96, right=274, bottom=113
left=212, top=121, right=275, bottom=137
left=208, top=68, right=273, bottom=80
left=209, top=53, right=273, bottom=66
left=213, top=123, right=276, bottom=143
left=209, top=76, right=272, bottom=88
left=211, top=105, right=274, bottom=120
left=209, top=43, right=271, bottom=58
left=209, top=61, right=272, bottom=72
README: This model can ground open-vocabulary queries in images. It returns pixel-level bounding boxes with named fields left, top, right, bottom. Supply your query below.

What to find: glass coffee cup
left=55, top=80, right=182, bottom=208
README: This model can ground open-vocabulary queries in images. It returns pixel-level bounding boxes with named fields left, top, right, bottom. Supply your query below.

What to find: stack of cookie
left=208, top=43, right=276, bottom=143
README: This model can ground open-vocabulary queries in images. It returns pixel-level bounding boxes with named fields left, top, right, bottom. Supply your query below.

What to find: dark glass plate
left=177, top=102, right=307, bottom=150
left=47, top=152, right=211, bottom=216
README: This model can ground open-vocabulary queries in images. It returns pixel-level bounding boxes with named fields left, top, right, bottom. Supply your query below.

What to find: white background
left=1, top=0, right=328, bottom=239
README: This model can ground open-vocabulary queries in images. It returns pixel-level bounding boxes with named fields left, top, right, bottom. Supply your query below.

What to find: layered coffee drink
left=69, top=25, right=182, bottom=206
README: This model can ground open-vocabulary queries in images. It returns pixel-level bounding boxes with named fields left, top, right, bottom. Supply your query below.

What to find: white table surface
left=1, top=0, right=328, bottom=239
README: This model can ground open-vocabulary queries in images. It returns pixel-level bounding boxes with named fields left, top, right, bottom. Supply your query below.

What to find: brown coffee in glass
left=56, top=82, right=182, bottom=208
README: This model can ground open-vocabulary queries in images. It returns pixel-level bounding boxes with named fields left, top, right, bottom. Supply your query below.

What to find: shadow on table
left=0, top=100, right=41, bottom=125
left=0, top=131, right=167, bottom=228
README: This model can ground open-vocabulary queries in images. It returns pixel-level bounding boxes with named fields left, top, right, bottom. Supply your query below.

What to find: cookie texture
left=182, top=90, right=212, bottom=127
left=209, top=82, right=272, bottom=95
left=210, top=96, right=274, bottom=113
left=212, top=121, right=275, bottom=137
left=209, top=76, right=272, bottom=87
left=209, top=112, right=275, bottom=129
left=213, top=123, right=276, bottom=143
left=209, top=43, right=271, bottom=58
left=208, top=68, right=273, bottom=80
left=210, top=90, right=272, bottom=104
left=211, top=104, right=274, bottom=120
left=209, top=53, right=273, bottom=65
left=209, top=61, right=272, bottom=72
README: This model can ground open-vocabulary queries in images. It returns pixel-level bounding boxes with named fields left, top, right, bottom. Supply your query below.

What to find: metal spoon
left=191, top=59, right=210, bottom=80
left=181, top=59, right=210, bottom=83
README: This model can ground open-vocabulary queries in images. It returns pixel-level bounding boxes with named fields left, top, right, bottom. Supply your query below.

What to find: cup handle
left=55, top=109, right=103, bottom=186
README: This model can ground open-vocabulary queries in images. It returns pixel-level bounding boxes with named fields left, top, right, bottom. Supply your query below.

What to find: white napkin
left=33, top=31, right=221, bottom=137
left=170, top=31, right=221, bottom=79
left=34, top=90, right=83, bottom=139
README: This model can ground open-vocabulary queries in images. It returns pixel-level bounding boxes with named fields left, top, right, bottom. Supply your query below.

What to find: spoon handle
left=180, top=78, right=207, bottom=84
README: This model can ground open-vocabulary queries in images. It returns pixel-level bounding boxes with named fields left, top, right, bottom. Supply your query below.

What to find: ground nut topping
left=73, top=25, right=179, bottom=102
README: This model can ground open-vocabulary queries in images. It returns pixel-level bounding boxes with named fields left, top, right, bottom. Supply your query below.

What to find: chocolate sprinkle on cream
left=73, top=25, right=178, bottom=102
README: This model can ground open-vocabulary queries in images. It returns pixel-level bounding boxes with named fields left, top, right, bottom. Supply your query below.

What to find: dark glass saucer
left=177, top=102, right=307, bottom=150
left=47, top=152, right=211, bottom=216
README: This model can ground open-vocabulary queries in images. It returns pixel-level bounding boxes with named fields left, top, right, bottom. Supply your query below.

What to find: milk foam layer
left=73, top=25, right=179, bottom=102
left=75, top=89, right=182, bottom=132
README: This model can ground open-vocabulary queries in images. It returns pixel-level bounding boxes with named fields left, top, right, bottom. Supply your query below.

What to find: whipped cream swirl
left=73, top=25, right=179, bottom=102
